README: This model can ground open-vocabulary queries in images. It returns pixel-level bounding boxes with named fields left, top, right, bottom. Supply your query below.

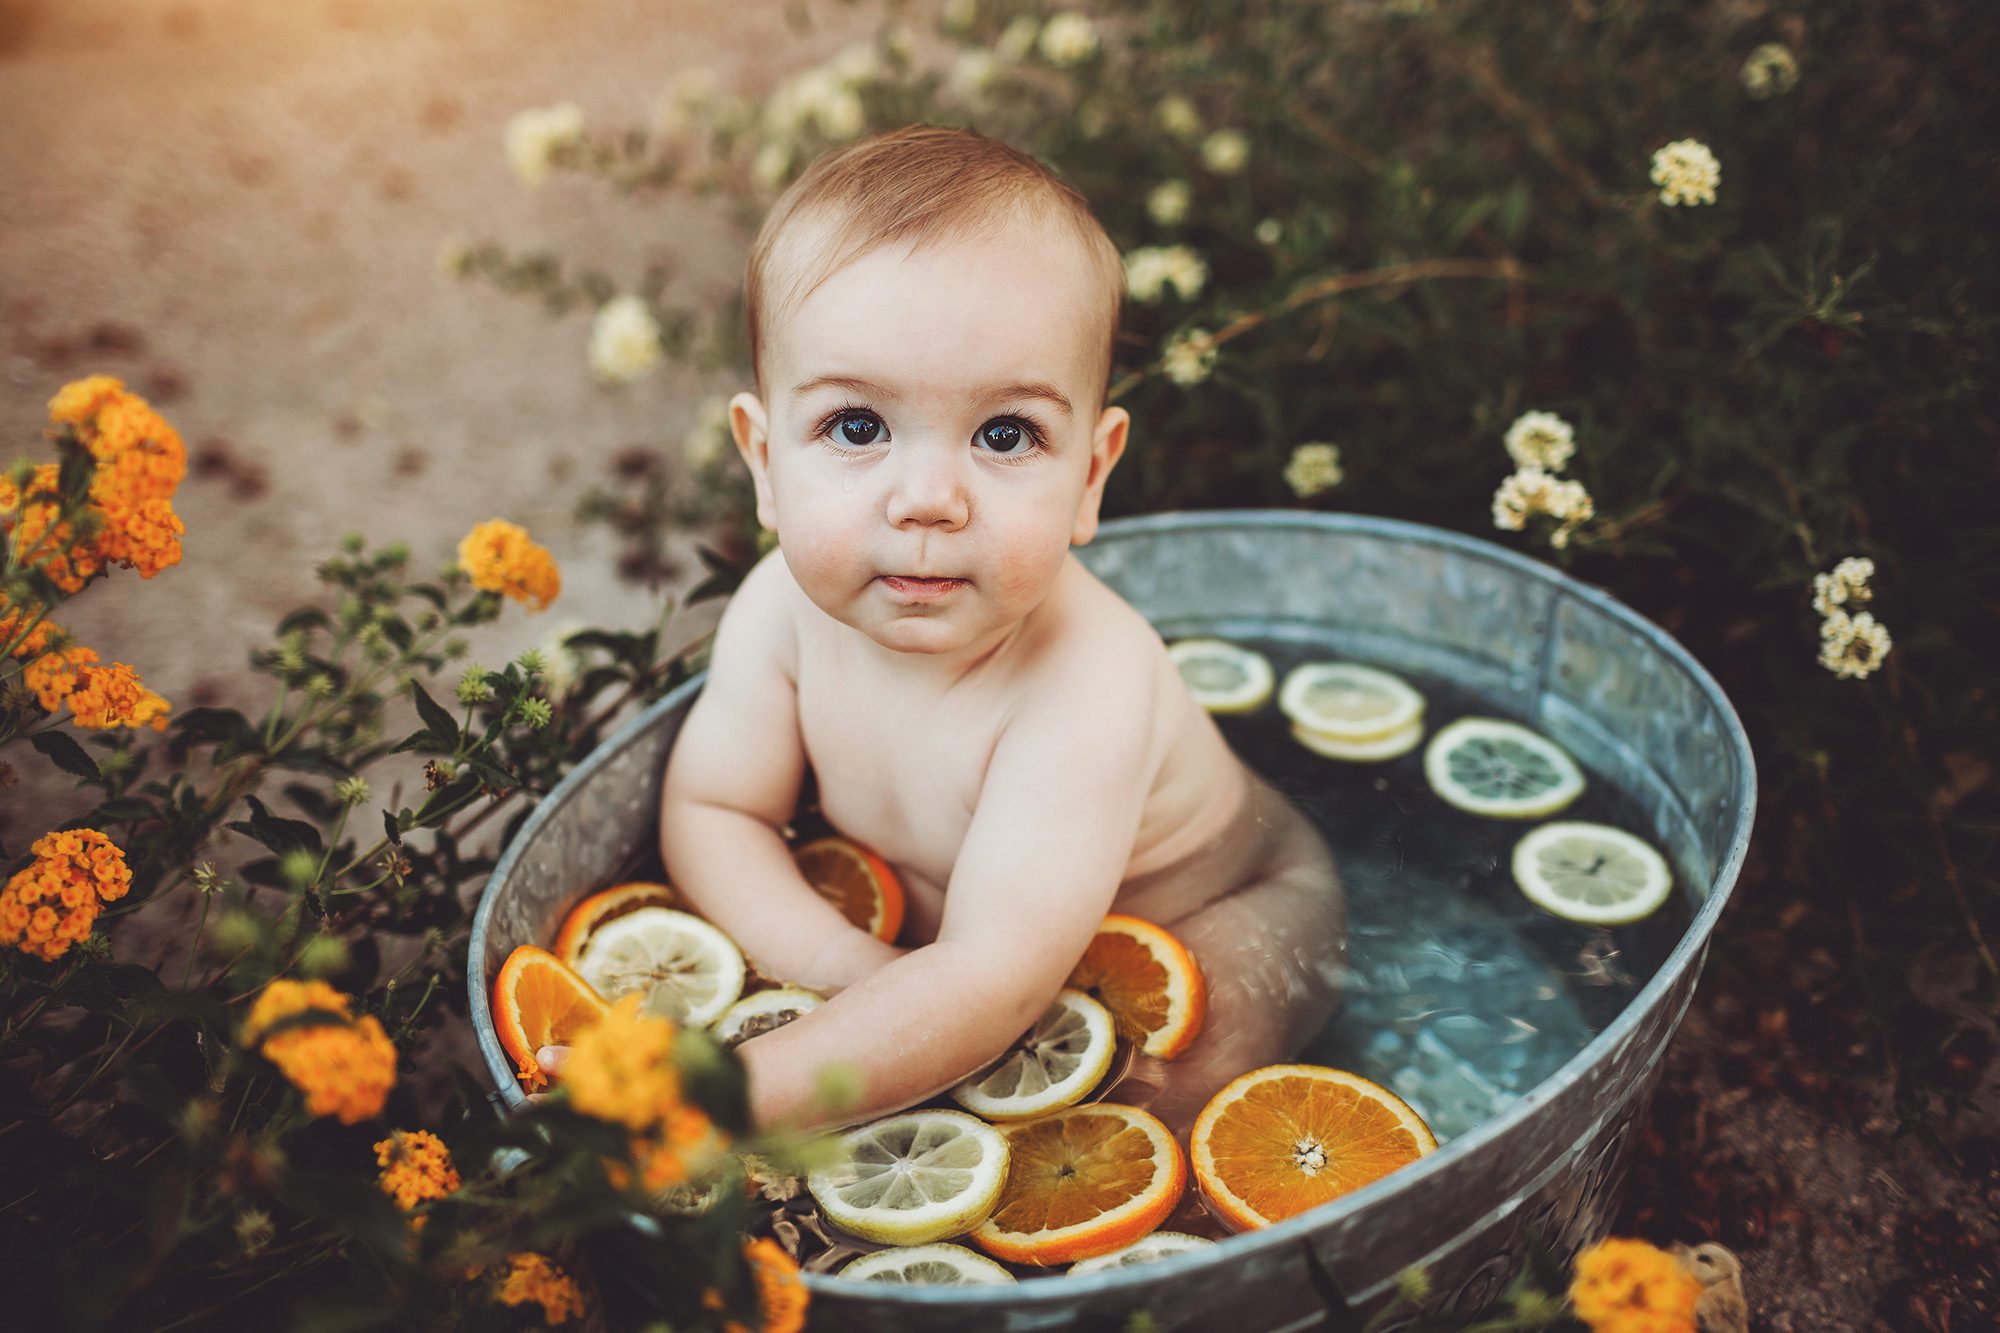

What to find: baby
left=651, top=125, right=1346, bottom=1136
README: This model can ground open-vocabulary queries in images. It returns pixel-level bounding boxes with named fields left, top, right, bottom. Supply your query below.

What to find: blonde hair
left=744, top=124, right=1126, bottom=411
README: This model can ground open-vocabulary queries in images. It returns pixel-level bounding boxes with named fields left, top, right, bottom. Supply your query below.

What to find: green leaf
left=410, top=680, right=460, bottom=748
left=389, top=730, right=447, bottom=756
left=29, top=730, right=99, bottom=780
left=383, top=809, right=404, bottom=847
left=276, top=607, right=332, bottom=636
left=90, top=797, right=155, bottom=823
left=171, top=706, right=259, bottom=751
left=225, top=794, right=323, bottom=858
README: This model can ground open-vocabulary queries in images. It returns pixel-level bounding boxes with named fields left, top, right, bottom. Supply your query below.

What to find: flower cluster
left=1740, top=43, right=1800, bottom=99
left=494, top=1252, right=586, bottom=1326
left=563, top=994, right=729, bottom=1191
left=1123, top=245, right=1208, bottom=304
left=242, top=979, right=397, bottom=1125
left=1649, top=138, right=1720, bottom=207
left=1038, top=13, right=1099, bottom=66
left=1284, top=443, right=1345, bottom=499
left=374, top=1129, right=461, bottom=1228
left=1161, top=328, right=1218, bottom=387
left=1147, top=179, right=1192, bottom=226
left=456, top=519, right=561, bottom=612
left=1201, top=128, right=1250, bottom=175
left=1813, top=557, right=1892, bottom=680
left=589, top=294, right=664, bottom=385
left=1567, top=1237, right=1701, bottom=1333
left=703, top=1238, right=809, bottom=1333
left=504, top=103, right=584, bottom=188
left=0, top=828, right=131, bottom=962
left=21, top=643, right=171, bottom=731
left=1491, top=411, right=1595, bottom=548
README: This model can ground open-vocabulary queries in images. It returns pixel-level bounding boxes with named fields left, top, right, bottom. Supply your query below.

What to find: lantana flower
left=1504, top=410, right=1577, bottom=472
left=1201, top=128, right=1250, bottom=175
left=1284, top=443, right=1345, bottom=499
left=1567, top=1237, right=1700, bottom=1333
left=1038, top=13, right=1099, bottom=66
left=702, top=1239, right=809, bottom=1333
left=1123, top=245, right=1208, bottom=304
left=1492, top=466, right=1596, bottom=549
left=1741, top=43, right=1800, bottom=99
left=242, top=978, right=397, bottom=1125
left=23, top=644, right=171, bottom=730
left=1161, top=328, right=1219, bottom=387
left=1818, top=608, right=1893, bottom=680
left=1811, top=555, right=1874, bottom=617
left=588, top=295, right=664, bottom=385
left=563, top=993, right=729, bottom=1191
left=457, top=519, right=561, bottom=612
left=495, top=1252, right=586, bottom=1326
left=1650, top=139, right=1720, bottom=207
left=374, top=1129, right=461, bottom=1228
left=0, top=828, right=131, bottom=963
left=1147, top=179, right=1192, bottom=227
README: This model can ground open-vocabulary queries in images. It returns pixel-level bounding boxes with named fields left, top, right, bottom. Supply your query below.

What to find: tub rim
left=466, top=508, right=1756, bottom=1307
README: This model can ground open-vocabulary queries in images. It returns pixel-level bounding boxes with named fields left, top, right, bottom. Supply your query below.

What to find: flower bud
left=281, top=847, right=322, bottom=891
left=298, top=933, right=349, bottom=977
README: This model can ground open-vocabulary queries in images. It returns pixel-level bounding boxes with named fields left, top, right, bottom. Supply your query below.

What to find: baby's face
left=734, top=211, right=1128, bottom=663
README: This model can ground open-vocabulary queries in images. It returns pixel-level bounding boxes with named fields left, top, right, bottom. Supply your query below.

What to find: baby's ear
left=730, top=392, right=779, bottom=533
left=1070, top=406, right=1130, bottom=546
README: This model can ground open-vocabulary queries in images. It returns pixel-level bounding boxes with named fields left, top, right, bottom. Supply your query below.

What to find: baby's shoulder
left=1014, top=559, right=1172, bottom=712
left=715, top=546, right=801, bottom=682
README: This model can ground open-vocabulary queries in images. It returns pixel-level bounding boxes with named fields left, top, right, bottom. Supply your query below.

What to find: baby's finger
left=536, top=1044, right=571, bottom=1076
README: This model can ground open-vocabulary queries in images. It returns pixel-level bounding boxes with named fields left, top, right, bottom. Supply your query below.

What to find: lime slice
left=1068, top=1230, right=1217, bottom=1274
left=712, top=986, right=823, bottom=1049
left=1512, top=821, right=1672, bottom=925
left=1167, top=639, right=1274, bottom=714
left=1278, top=663, right=1425, bottom=741
left=840, top=1243, right=1018, bottom=1285
left=949, top=989, right=1116, bottom=1121
left=808, top=1109, right=1011, bottom=1246
left=1291, top=718, right=1425, bottom=763
left=1423, top=717, right=1585, bottom=819
left=573, top=907, right=746, bottom=1027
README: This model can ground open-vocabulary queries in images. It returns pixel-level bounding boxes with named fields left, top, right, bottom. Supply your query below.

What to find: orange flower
left=563, top=993, right=729, bottom=1191
left=20, top=643, right=171, bottom=730
left=701, top=1240, right=810, bottom=1333
left=242, top=979, right=397, bottom=1125
left=0, top=598, right=65, bottom=660
left=374, top=1129, right=461, bottom=1228
left=0, top=827, right=131, bottom=962
left=1569, top=1237, right=1701, bottom=1333
left=457, top=518, right=560, bottom=612
left=494, top=1252, right=585, bottom=1325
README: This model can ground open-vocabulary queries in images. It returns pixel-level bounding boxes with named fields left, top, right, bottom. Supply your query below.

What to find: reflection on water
left=1217, top=637, right=1690, bottom=1144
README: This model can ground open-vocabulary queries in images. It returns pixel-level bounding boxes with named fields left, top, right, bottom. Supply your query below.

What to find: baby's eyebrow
left=791, top=374, right=1074, bottom=420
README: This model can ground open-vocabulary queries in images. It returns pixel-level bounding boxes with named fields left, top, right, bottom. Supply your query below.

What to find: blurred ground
left=2, top=2, right=1994, bottom=1331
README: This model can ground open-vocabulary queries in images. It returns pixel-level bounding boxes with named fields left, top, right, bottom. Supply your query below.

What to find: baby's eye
left=978, top=417, right=1046, bottom=456
left=829, top=411, right=885, bottom=448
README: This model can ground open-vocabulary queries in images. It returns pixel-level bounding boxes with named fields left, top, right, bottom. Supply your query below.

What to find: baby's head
left=729, top=125, right=1132, bottom=665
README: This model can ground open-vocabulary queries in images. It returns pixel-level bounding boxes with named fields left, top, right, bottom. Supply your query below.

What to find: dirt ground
left=3, top=2, right=1995, bottom=1330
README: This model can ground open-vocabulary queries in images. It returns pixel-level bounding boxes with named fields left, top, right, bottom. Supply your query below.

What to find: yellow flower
left=374, top=1129, right=461, bottom=1227
left=243, top=979, right=397, bottom=1125
left=456, top=519, right=561, bottom=612
left=495, top=1252, right=585, bottom=1325
left=41, top=376, right=188, bottom=582
left=1649, top=139, right=1719, bottom=207
left=564, top=994, right=729, bottom=1191
left=704, top=1238, right=810, bottom=1333
left=1568, top=1237, right=1700, bottom=1333
left=20, top=644, right=171, bottom=730
left=0, top=598, right=65, bottom=660
left=0, top=828, right=131, bottom=963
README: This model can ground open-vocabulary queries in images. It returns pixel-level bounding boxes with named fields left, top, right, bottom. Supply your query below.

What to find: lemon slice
left=1512, top=821, right=1673, bottom=925
left=840, top=1243, right=1018, bottom=1285
left=1279, top=663, right=1426, bottom=741
left=572, top=906, right=746, bottom=1027
left=949, top=989, right=1116, bottom=1122
left=1423, top=717, right=1585, bottom=819
left=1067, top=1230, right=1217, bottom=1274
left=1167, top=638, right=1275, bottom=714
left=712, top=986, right=823, bottom=1049
left=808, top=1109, right=1011, bottom=1246
left=1291, top=719, right=1425, bottom=763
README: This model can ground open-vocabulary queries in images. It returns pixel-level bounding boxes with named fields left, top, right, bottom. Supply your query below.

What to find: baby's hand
left=518, top=1045, right=571, bottom=1108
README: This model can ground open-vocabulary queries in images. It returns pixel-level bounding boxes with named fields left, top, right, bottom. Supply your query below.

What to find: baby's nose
left=885, top=448, right=970, bottom=529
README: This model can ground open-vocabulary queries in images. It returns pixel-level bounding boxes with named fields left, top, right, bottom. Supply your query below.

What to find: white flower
left=1254, top=217, right=1284, bottom=246
left=1503, top=410, right=1577, bottom=472
left=1147, top=180, right=1192, bottom=226
left=1818, top=608, right=1892, bottom=680
left=1038, top=13, right=1098, bottom=66
left=995, top=15, right=1041, bottom=63
left=588, top=296, right=664, bottom=385
left=1740, top=43, right=1799, bottom=99
left=1491, top=466, right=1595, bottom=547
left=1811, top=556, right=1876, bottom=618
left=1284, top=443, right=1344, bottom=499
left=830, top=42, right=880, bottom=85
left=752, top=140, right=794, bottom=190
left=950, top=50, right=998, bottom=97
left=1123, top=245, right=1208, bottom=303
left=534, top=619, right=587, bottom=697
left=1650, top=138, right=1720, bottom=207
left=683, top=395, right=734, bottom=470
left=1161, top=329, right=1218, bottom=387
left=504, top=103, right=584, bottom=188
left=1156, top=94, right=1203, bottom=141
left=1201, top=128, right=1250, bottom=175
left=941, top=0, right=978, bottom=35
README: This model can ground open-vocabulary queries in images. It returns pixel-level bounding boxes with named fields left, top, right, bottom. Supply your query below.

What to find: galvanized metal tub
left=468, top=510, right=1755, bottom=1332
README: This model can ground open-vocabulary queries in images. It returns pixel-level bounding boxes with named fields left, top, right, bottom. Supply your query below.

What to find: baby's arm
left=736, top=656, right=1159, bottom=1131
left=659, top=553, right=904, bottom=992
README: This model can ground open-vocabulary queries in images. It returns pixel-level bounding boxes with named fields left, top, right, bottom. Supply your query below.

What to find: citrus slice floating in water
left=1167, top=638, right=1275, bottom=714
left=1067, top=1230, right=1217, bottom=1274
left=807, top=1109, right=1011, bottom=1246
left=969, top=1103, right=1187, bottom=1266
left=839, top=1243, right=1017, bottom=1285
left=1512, top=821, right=1673, bottom=925
left=1066, top=914, right=1208, bottom=1060
left=551, top=880, right=680, bottom=965
left=1290, top=718, right=1426, bottom=763
left=492, top=944, right=611, bottom=1092
left=1190, top=1064, right=1437, bottom=1232
left=1279, top=662, right=1426, bottom=742
left=572, top=906, right=746, bottom=1027
left=1423, top=717, right=1585, bottom=819
left=950, top=988, right=1117, bottom=1121
left=711, top=985, right=824, bottom=1049
left=792, top=835, right=906, bottom=942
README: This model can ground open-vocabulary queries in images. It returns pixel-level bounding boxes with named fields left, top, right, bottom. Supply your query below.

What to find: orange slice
left=792, top=836, right=905, bottom=942
left=493, top=944, right=611, bottom=1093
left=551, top=881, right=681, bottom=964
left=1190, top=1065, right=1437, bottom=1231
left=1066, top=914, right=1207, bottom=1059
left=968, top=1104, right=1186, bottom=1266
